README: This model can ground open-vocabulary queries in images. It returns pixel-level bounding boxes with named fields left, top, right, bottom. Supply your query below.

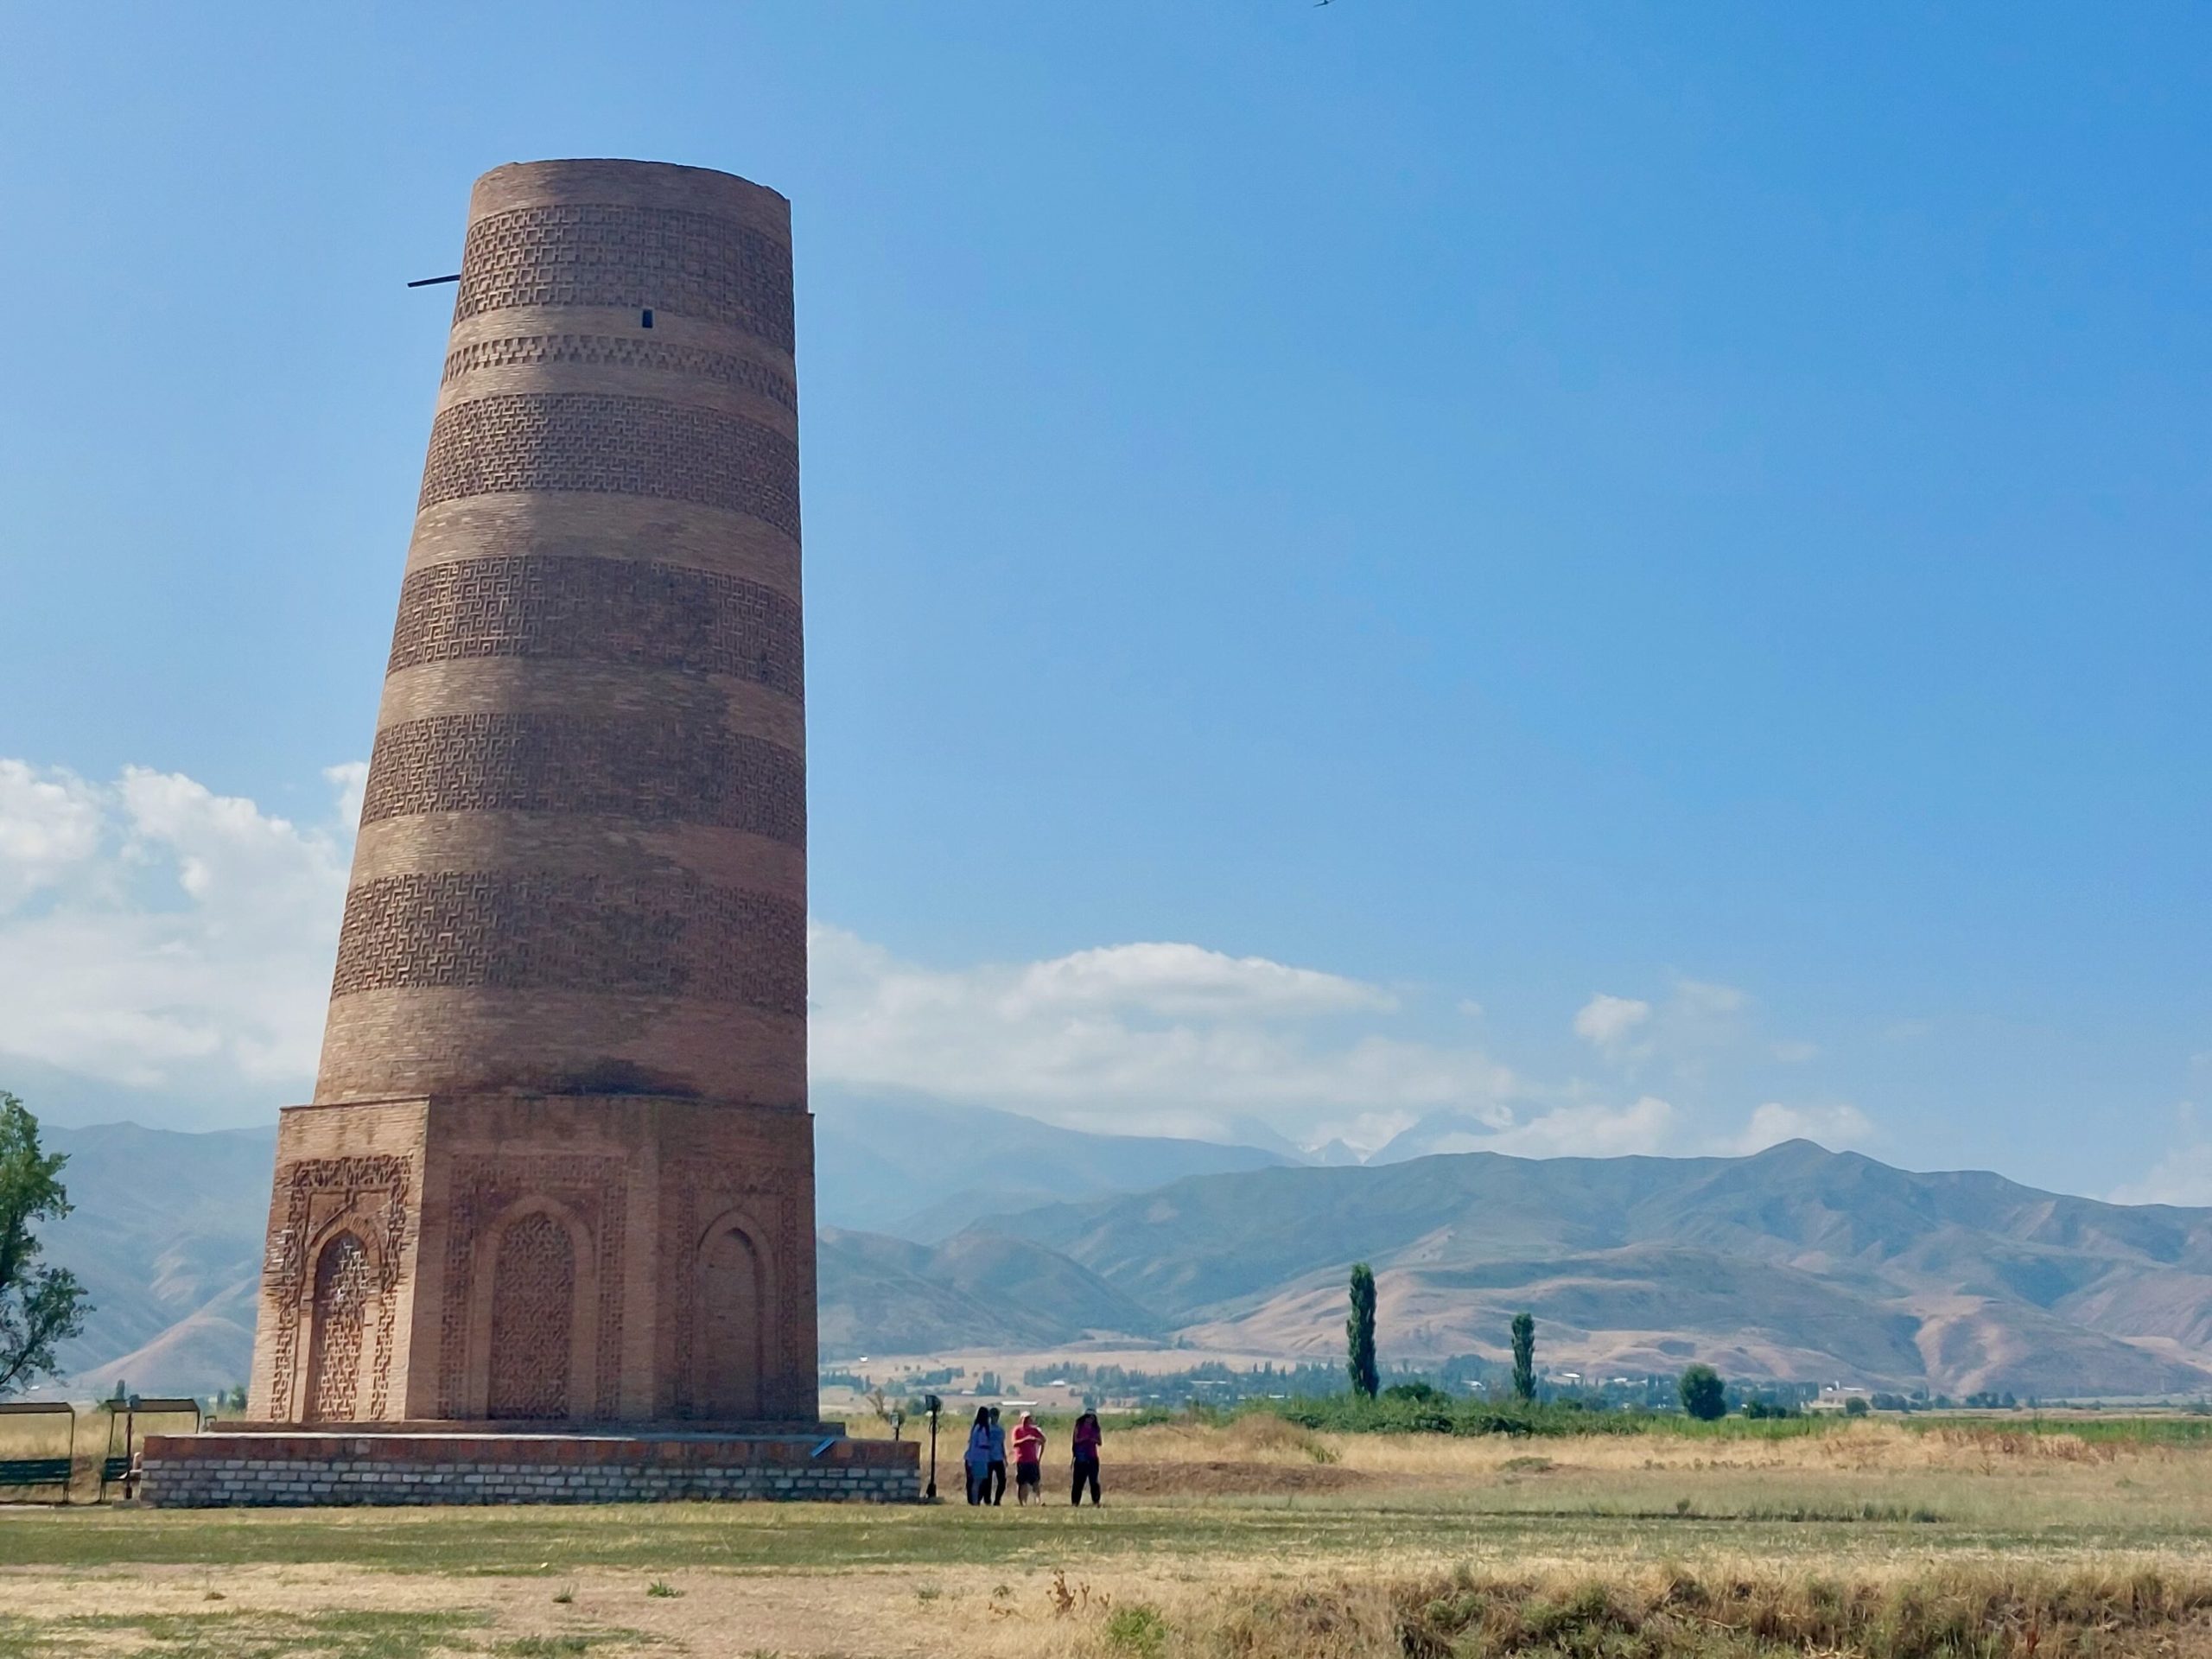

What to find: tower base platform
left=138, top=1425, right=919, bottom=1507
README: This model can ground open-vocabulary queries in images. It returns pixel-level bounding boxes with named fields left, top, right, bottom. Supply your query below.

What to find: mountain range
left=980, top=1140, right=2212, bottom=1396
left=29, top=1115, right=2212, bottom=1400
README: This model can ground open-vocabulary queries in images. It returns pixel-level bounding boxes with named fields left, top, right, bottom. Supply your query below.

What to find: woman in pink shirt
left=1011, top=1411, right=1046, bottom=1503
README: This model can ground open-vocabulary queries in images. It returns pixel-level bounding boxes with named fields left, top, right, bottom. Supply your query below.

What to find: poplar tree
left=1510, top=1311, right=1536, bottom=1403
left=1345, top=1263, right=1379, bottom=1399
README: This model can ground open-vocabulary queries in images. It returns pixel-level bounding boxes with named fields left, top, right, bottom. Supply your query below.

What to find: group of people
left=962, top=1406, right=1103, bottom=1506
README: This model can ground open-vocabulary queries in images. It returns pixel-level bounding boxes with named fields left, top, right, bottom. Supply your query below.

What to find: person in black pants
left=1070, top=1408, right=1103, bottom=1505
left=986, top=1405, right=1008, bottom=1506
left=963, top=1406, right=992, bottom=1505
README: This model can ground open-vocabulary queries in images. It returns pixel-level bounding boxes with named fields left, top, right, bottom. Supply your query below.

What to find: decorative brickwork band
left=330, top=872, right=806, bottom=1014
left=419, top=393, right=800, bottom=539
left=359, top=712, right=804, bottom=844
left=456, top=203, right=794, bottom=351
left=389, top=555, right=802, bottom=697
left=442, top=334, right=797, bottom=414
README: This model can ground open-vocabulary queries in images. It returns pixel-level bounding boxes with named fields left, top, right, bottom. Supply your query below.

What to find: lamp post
left=923, top=1394, right=942, bottom=1500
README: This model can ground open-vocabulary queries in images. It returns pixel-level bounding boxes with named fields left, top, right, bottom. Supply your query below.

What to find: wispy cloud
left=809, top=924, right=1514, bottom=1144
left=1404, top=1096, right=1679, bottom=1160
left=0, top=757, right=1885, bottom=1171
left=1572, top=993, right=1652, bottom=1056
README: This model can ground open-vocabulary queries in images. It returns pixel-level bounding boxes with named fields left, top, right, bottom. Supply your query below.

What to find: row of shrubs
left=1239, top=1384, right=1831, bottom=1438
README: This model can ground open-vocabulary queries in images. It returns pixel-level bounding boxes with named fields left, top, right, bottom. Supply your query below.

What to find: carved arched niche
left=463, top=1198, right=598, bottom=1421
left=694, top=1208, right=778, bottom=1421
left=302, top=1228, right=379, bottom=1423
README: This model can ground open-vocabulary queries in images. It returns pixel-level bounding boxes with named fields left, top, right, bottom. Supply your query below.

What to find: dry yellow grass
left=7, top=1420, right=2212, bottom=1656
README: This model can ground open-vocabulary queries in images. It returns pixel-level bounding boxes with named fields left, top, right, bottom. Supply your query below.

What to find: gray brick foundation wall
left=140, top=1430, right=918, bottom=1508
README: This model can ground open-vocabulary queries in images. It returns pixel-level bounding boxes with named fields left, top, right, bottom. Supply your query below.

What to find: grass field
left=6, top=1418, right=2212, bottom=1657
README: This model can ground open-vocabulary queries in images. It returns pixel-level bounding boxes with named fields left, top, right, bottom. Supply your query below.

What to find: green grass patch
left=27, top=1607, right=486, bottom=1658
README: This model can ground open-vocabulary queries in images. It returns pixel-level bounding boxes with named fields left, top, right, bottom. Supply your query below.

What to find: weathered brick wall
left=141, top=1433, right=918, bottom=1508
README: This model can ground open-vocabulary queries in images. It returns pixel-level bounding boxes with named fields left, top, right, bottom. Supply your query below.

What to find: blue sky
left=1, top=3, right=2206, bottom=1198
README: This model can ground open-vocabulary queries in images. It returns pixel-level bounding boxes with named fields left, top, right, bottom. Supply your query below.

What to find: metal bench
left=0, top=1457, right=73, bottom=1486
left=0, top=1402, right=76, bottom=1503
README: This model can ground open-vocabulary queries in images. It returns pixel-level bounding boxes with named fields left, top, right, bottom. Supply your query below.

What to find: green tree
left=0, top=1093, right=91, bottom=1396
left=1345, top=1263, right=1378, bottom=1399
left=1679, top=1363, right=1727, bottom=1421
left=1510, top=1312, right=1536, bottom=1403
left=1844, top=1395, right=1871, bottom=1417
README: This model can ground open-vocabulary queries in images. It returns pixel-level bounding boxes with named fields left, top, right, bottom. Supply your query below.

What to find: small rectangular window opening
left=641, top=308, right=654, bottom=328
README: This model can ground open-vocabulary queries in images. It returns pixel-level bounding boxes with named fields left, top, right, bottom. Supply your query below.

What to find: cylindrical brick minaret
left=246, top=161, right=828, bottom=1433
left=318, top=159, right=805, bottom=1107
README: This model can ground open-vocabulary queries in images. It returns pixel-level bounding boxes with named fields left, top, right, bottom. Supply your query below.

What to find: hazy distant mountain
left=1306, top=1140, right=1367, bottom=1167
left=36, top=1118, right=2212, bottom=1400
left=974, top=1141, right=2212, bottom=1397
left=40, top=1121, right=276, bottom=1397
left=1367, top=1109, right=1509, bottom=1164
left=811, top=1090, right=1289, bottom=1240
left=29, top=1103, right=1277, bottom=1392
left=817, top=1228, right=1161, bottom=1360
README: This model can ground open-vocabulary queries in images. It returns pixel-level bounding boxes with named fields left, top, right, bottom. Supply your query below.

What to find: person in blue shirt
left=962, top=1407, right=992, bottom=1505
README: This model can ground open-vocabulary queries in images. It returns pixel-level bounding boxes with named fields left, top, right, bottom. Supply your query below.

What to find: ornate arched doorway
left=305, top=1231, right=372, bottom=1422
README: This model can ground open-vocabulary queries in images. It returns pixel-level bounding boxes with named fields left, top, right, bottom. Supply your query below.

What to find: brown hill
left=979, top=1141, right=2212, bottom=1395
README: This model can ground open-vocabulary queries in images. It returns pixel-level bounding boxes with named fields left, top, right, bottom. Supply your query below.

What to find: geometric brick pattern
left=486, top=1212, right=575, bottom=1421
left=420, top=393, right=800, bottom=540
left=357, top=712, right=804, bottom=844
left=330, top=872, right=806, bottom=1014
left=442, top=334, right=797, bottom=414
left=439, top=1152, right=629, bottom=1421
left=304, top=1234, right=372, bottom=1423
left=455, top=203, right=795, bottom=353
left=389, top=555, right=803, bottom=697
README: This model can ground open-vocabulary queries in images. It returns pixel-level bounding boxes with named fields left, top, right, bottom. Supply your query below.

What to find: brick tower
left=245, top=160, right=820, bottom=1431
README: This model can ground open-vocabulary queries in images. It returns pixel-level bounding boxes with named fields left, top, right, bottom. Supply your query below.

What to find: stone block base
left=139, top=1428, right=918, bottom=1507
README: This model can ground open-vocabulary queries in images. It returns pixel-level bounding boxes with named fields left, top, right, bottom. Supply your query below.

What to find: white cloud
left=0, top=760, right=357, bottom=1101
left=0, top=755, right=1899, bottom=1173
left=1573, top=993, right=1652, bottom=1054
left=1003, top=940, right=1392, bottom=1020
left=1674, top=979, right=1747, bottom=1017
left=1723, top=1101, right=1878, bottom=1156
left=2111, top=1103, right=2212, bottom=1206
left=1426, top=1096, right=1678, bottom=1160
left=809, top=924, right=1516, bottom=1144
left=1503, top=1096, right=1677, bottom=1157
left=0, top=760, right=105, bottom=908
